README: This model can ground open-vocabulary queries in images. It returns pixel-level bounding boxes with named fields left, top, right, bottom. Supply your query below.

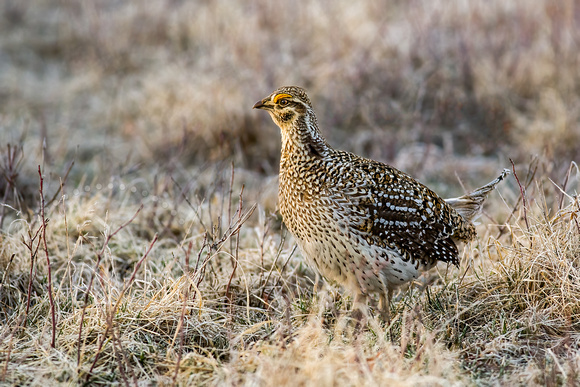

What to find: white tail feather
left=445, top=169, right=510, bottom=222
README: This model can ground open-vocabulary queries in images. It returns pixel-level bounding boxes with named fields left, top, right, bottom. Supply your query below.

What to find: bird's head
left=253, top=86, right=313, bottom=129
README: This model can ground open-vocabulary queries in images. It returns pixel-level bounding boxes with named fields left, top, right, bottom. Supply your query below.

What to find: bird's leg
left=351, top=292, right=368, bottom=327
left=378, top=290, right=391, bottom=323
left=379, top=289, right=394, bottom=341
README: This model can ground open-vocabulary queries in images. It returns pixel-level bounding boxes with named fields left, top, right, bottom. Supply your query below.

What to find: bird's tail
left=445, top=169, right=510, bottom=223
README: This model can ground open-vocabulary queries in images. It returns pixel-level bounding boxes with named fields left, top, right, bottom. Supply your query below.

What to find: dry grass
left=1, top=0, right=580, bottom=385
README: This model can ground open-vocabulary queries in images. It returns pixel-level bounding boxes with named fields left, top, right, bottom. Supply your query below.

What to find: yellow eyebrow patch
left=273, top=93, right=292, bottom=103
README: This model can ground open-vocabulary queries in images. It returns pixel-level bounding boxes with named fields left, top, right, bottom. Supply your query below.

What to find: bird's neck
left=280, top=112, right=330, bottom=169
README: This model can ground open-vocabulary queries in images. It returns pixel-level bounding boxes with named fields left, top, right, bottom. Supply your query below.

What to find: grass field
left=1, top=0, right=579, bottom=385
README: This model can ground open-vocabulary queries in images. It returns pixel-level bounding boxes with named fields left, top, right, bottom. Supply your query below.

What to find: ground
left=1, top=1, right=579, bottom=385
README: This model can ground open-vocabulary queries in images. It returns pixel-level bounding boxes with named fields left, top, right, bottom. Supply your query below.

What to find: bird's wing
left=336, top=157, right=468, bottom=267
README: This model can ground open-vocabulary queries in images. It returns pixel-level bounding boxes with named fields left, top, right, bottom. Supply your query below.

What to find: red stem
left=38, top=165, right=57, bottom=348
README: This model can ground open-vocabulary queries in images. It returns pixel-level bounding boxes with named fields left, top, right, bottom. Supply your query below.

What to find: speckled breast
left=279, top=168, right=425, bottom=295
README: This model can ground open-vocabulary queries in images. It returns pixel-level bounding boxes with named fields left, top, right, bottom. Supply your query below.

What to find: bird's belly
left=286, top=210, right=423, bottom=295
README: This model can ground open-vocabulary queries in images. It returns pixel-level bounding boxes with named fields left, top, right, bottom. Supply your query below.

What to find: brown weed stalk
left=510, top=158, right=530, bottom=232
left=38, top=166, right=56, bottom=348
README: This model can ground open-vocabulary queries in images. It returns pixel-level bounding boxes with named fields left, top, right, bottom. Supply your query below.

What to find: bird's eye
left=278, top=99, right=289, bottom=107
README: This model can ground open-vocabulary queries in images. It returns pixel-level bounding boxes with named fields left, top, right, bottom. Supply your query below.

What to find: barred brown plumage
left=254, top=85, right=508, bottom=321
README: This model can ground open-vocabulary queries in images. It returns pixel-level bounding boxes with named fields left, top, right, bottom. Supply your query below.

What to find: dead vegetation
left=1, top=0, right=580, bottom=385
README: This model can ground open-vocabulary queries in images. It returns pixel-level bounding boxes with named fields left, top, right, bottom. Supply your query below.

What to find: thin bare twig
left=171, top=176, right=208, bottom=232
left=184, top=240, right=193, bottom=274
left=0, top=253, right=18, bottom=382
left=266, top=244, right=298, bottom=306
left=257, top=208, right=271, bottom=288
left=0, top=144, right=25, bottom=229
left=23, top=226, right=42, bottom=328
left=191, top=235, right=210, bottom=304
left=172, top=288, right=189, bottom=387
left=0, top=254, right=16, bottom=319
left=497, top=158, right=537, bottom=238
left=0, top=313, right=27, bottom=382
left=260, top=229, right=288, bottom=301
left=193, top=233, right=208, bottom=278
left=111, top=326, right=130, bottom=387
left=38, top=165, right=57, bottom=348
left=112, top=323, right=137, bottom=387
left=228, top=163, right=235, bottom=265
left=46, top=159, right=74, bottom=208
left=558, top=161, right=578, bottom=210
left=225, top=185, right=244, bottom=304
left=209, top=203, right=256, bottom=253
left=510, top=159, right=530, bottom=232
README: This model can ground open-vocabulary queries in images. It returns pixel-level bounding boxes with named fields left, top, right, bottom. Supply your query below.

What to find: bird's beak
left=253, top=98, right=271, bottom=110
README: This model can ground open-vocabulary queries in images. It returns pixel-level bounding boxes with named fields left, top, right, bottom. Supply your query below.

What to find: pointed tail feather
left=445, top=169, right=510, bottom=222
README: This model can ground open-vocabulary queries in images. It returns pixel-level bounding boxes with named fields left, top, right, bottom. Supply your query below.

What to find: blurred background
left=1, top=0, right=579, bottom=214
